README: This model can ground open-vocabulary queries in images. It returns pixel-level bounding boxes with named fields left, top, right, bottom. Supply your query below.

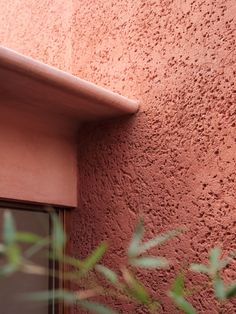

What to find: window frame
left=0, top=199, right=69, bottom=314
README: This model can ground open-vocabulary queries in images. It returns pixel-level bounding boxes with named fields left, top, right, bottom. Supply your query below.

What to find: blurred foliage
left=1, top=211, right=236, bottom=313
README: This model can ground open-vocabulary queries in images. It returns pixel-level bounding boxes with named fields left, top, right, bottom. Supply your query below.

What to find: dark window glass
left=0, top=205, right=55, bottom=314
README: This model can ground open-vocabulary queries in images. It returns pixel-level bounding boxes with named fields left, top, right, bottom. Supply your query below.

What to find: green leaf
left=169, top=273, right=196, bottom=313
left=3, top=210, right=16, bottom=245
left=1, top=243, right=22, bottom=276
left=80, top=242, right=107, bottom=276
left=128, top=219, right=144, bottom=258
left=139, top=229, right=182, bottom=254
left=171, top=272, right=185, bottom=296
left=51, top=213, right=66, bottom=256
left=16, top=232, right=42, bottom=243
left=190, top=263, right=209, bottom=274
left=6, top=244, right=21, bottom=265
left=209, top=247, right=221, bottom=275
left=79, top=300, right=119, bottom=314
left=95, top=265, right=118, bottom=284
left=0, top=243, right=5, bottom=253
left=213, top=274, right=225, bottom=300
left=169, top=292, right=197, bottom=314
left=25, top=289, right=77, bottom=303
left=225, top=282, right=236, bottom=298
left=0, top=263, right=18, bottom=277
left=62, top=255, right=84, bottom=269
left=123, top=269, right=150, bottom=305
left=219, top=256, right=232, bottom=270
left=131, top=256, right=169, bottom=268
left=24, top=238, right=50, bottom=259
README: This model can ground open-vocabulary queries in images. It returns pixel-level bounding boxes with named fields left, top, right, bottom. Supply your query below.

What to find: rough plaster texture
left=0, top=0, right=73, bottom=71
left=70, top=1, right=236, bottom=313
left=1, top=0, right=236, bottom=313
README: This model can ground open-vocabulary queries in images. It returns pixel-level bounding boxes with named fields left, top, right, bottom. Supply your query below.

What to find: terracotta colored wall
left=70, top=1, right=236, bottom=313
left=1, top=0, right=236, bottom=313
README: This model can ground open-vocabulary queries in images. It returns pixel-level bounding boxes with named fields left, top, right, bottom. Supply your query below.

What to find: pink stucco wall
left=1, top=0, right=236, bottom=313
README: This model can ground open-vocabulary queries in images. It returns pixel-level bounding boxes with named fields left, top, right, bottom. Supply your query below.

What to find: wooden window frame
left=0, top=199, right=70, bottom=314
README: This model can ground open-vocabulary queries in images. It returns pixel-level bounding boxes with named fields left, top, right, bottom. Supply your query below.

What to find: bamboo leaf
left=225, top=282, right=236, bottom=298
left=22, top=262, right=47, bottom=275
left=139, top=229, right=182, bottom=254
left=213, top=274, right=225, bottom=300
left=219, top=257, right=232, bottom=270
left=209, top=247, right=221, bottom=275
left=80, top=242, right=107, bottom=276
left=16, top=232, right=42, bottom=243
left=62, top=255, right=84, bottom=269
left=51, top=213, right=66, bottom=256
left=79, top=300, right=119, bottom=314
left=0, top=243, right=5, bottom=253
left=6, top=244, right=21, bottom=265
left=169, top=292, right=197, bottom=314
left=0, top=263, right=18, bottom=277
left=123, top=269, right=151, bottom=305
left=25, top=289, right=77, bottom=303
left=190, top=264, right=209, bottom=274
left=131, top=256, right=169, bottom=268
left=128, top=219, right=144, bottom=258
left=169, top=273, right=196, bottom=314
left=171, top=272, right=185, bottom=296
left=95, top=265, right=118, bottom=284
left=24, top=238, right=50, bottom=259
left=3, top=210, right=16, bottom=245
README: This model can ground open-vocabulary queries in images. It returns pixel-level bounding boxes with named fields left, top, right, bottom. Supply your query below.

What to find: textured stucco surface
left=1, top=0, right=236, bottom=313
left=0, top=0, right=73, bottom=71
left=70, top=1, right=236, bottom=313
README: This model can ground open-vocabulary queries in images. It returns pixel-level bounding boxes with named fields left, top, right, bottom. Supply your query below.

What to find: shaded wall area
left=0, top=0, right=236, bottom=312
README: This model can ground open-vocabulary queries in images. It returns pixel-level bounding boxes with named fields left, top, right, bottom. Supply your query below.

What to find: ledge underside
left=0, top=46, right=139, bottom=122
